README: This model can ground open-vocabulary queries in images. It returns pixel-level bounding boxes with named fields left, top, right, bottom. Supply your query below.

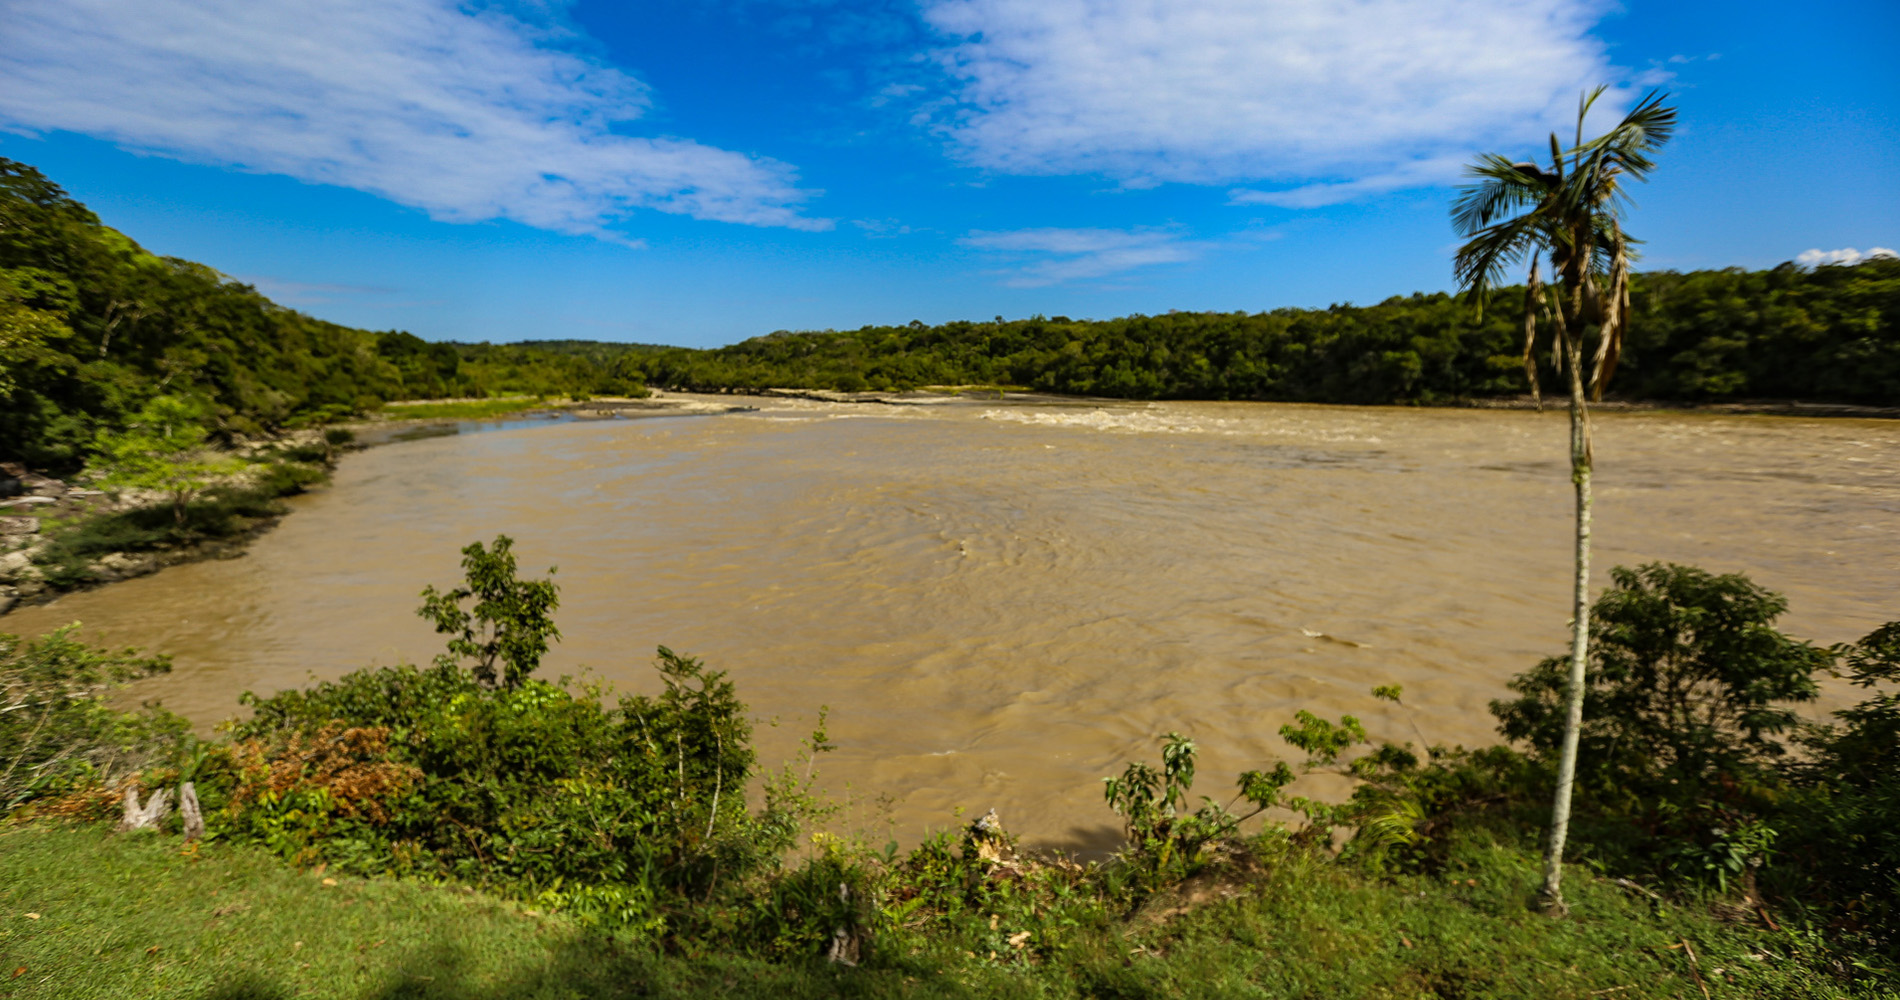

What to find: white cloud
left=1229, top=156, right=1469, bottom=209
left=960, top=227, right=1204, bottom=286
left=0, top=0, right=829, bottom=235
left=918, top=0, right=1617, bottom=194
left=852, top=217, right=916, bottom=237
left=1795, top=247, right=1897, bottom=268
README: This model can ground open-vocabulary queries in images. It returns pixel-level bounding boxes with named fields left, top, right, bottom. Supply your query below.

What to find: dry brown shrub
left=16, top=784, right=126, bottom=822
left=227, top=724, right=420, bottom=824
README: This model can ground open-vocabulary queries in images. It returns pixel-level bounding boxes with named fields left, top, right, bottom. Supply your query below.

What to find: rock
left=18, top=474, right=65, bottom=497
left=0, top=496, right=57, bottom=509
left=0, top=589, right=15, bottom=615
left=94, top=552, right=157, bottom=581
left=180, top=783, right=206, bottom=842
left=0, top=550, right=29, bottom=580
left=0, top=516, right=38, bottom=535
left=15, top=580, right=45, bottom=599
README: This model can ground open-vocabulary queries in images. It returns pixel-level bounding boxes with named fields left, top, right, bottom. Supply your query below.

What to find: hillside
left=0, top=160, right=645, bottom=471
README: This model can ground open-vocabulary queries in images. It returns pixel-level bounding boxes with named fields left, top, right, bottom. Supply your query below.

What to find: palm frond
left=1571, top=91, right=1676, bottom=182
left=1453, top=215, right=1546, bottom=311
left=1575, top=85, right=1612, bottom=155
left=1450, top=155, right=1551, bottom=235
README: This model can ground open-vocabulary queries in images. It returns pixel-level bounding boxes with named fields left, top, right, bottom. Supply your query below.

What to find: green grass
left=1, top=823, right=1881, bottom=1000
left=375, top=399, right=555, bottom=421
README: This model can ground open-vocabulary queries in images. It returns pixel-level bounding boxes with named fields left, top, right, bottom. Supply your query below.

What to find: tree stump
left=116, top=787, right=171, bottom=831
left=179, top=782, right=205, bottom=842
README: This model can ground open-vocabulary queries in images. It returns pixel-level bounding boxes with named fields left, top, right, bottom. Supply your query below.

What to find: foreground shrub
left=0, top=625, right=185, bottom=811
left=213, top=537, right=800, bottom=939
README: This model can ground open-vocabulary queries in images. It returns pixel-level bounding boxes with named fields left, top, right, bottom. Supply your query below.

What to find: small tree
left=92, top=395, right=242, bottom=526
left=417, top=535, right=560, bottom=690
left=1452, top=88, right=1676, bottom=914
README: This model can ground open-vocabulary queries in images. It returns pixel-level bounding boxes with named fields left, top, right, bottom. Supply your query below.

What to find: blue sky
left=1, top=0, right=1894, bottom=348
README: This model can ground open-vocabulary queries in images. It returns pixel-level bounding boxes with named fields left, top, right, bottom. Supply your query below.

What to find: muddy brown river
left=7, top=397, right=1898, bottom=850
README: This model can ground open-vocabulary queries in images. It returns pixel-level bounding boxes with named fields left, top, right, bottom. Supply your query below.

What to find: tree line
left=5, top=155, right=1895, bottom=476
left=638, top=259, right=1898, bottom=405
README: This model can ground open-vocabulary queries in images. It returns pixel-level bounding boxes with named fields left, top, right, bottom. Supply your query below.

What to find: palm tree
left=1451, top=87, right=1676, bottom=916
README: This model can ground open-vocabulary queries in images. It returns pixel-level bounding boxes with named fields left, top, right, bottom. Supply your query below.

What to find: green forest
left=4, top=154, right=1896, bottom=474
left=634, top=261, right=1900, bottom=403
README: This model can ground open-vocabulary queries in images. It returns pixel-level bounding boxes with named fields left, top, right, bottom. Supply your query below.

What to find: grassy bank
left=1, top=823, right=1865, bottom=1000
left=373, top=397, right=570, bottom=422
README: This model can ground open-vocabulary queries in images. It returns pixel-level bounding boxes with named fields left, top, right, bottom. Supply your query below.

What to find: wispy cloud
left=960, top=227, right=1206, bottom=286
left=1228, top=156, right=1471, bottom=209
left=0, top=0, right=830, bottom=235
left=852, top=217, right=916, bottom=238
left=1795, top=247, right=1897, bottom=268
left=918, top=0, right=1618, bottom=194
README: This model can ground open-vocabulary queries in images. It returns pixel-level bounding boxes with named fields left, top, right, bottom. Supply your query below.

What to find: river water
left=7, top=396, right=1898, bottom=850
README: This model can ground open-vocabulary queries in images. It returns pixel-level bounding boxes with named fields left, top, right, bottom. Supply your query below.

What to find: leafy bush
left=92, top=395, right=244, bottom=525
left=417, top=535, right=560, bottom=690
left=0, top=625, right=185, bottom=811
left=216, top=538, right=801, bottom=939
left=1471, top=567, right=1898, bottom=944
left=1493, top=562, right=1827, bottom=803
left=1103, top=731, right=1299, bottom=885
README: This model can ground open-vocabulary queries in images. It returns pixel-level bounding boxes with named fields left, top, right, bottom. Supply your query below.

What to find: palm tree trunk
left=1540, top=327, right=1594, bottom=916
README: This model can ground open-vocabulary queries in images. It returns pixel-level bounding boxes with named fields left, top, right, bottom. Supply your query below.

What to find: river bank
left=0, top=394, right=761, bottom=617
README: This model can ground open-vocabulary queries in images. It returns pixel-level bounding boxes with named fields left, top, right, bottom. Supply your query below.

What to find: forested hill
left=4, top=154, right=1896, bottom=470
left=633, top=259, right=1900, bottom=404
left=0, top=159, right=648, bottom=470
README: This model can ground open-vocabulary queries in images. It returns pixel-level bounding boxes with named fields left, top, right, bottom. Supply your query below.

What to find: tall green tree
left=1451, top=87, right=1676, bottom=915
left=91, top=394, right=243, bottom=526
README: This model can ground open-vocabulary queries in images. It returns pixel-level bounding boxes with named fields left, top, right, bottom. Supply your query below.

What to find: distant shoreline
left=690, top=385, right=1900, bottom=420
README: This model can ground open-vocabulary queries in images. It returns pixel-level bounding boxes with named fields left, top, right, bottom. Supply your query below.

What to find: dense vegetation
left=631, top=260, right=1900, bottom=404
left=3, top=540, right=1895, bottom=996
left=0, top=159, right=647, bottom=472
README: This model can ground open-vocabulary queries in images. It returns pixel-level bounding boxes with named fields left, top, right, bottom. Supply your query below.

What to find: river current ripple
left=9, top=396, right=1898, bottom=850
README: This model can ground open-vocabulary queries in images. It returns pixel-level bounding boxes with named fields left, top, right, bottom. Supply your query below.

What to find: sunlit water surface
left=9, top=397, right=1898, bottom=850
